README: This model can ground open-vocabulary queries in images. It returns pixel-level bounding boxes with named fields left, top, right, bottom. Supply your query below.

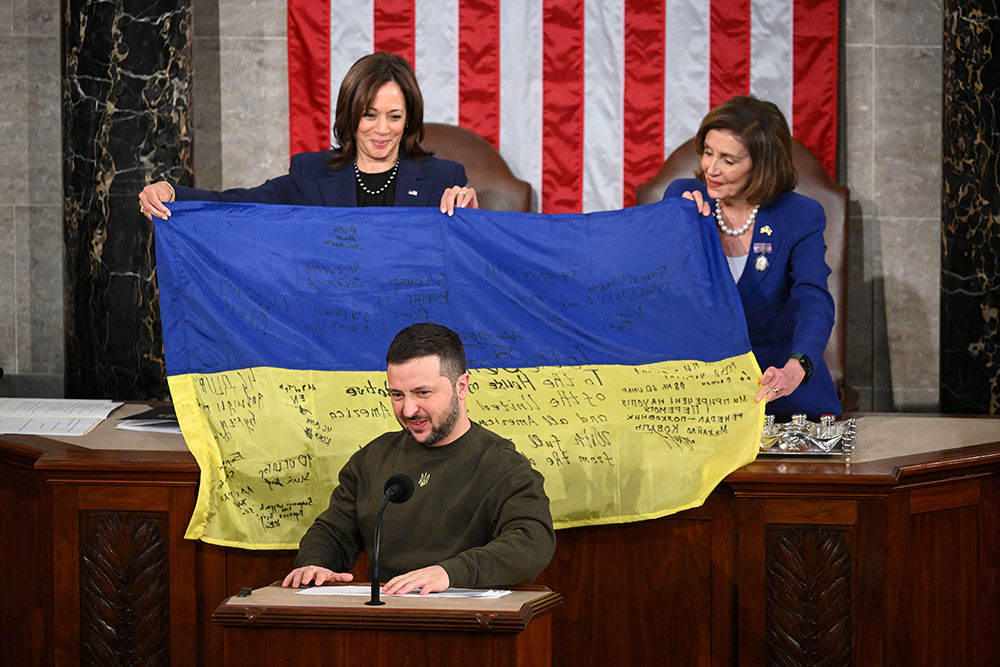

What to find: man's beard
left=407, top=391, right=460, bottom=446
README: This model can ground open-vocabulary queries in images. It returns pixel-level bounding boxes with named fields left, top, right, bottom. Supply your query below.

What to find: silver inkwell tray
left=758, top=413, right=856, bottom=460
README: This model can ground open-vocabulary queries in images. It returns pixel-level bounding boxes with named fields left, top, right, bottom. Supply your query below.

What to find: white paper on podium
left=0, top=416, right=103, bottom=437
left=0, top=397, right=122, bottom=418
left=0, top=398, right=123, bottom=436
left=295, top=585, right=512, bottom=599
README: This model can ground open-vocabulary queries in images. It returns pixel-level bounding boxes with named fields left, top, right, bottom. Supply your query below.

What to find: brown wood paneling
left=79, top=511, right=171, bottom=665
left=978, top=475, right=1000, bottom=667
left=0, top=457, right=51, bottom=667
left=764, top=525, right=853, bottom=666
left=169, top=486, right=199, bottom=665
left=196, top=543, right=229, bottom=667
left=765, top=498, right=858, bottom=524
left=538, top=508, right=719, bottom=667
left=738, top=498, right=766, bottom=666
left=709, top=490, right=738, bottom=667
left=908, top=478, right=981, bottom=514
left=854, top=499, right=886, bottom=665
left=517, top=614, right=551, bottom=667
left=52, top=484, right=81, bottom=665
left=5, top=417, right=1000, bottom=666
left=222, top=625, right=546, bottom=667
left=743, top=498, right=860, bottom=666
left=901, top=504, right=979, bottom=665
left=213, top=587, right=559, bottom=666
left=223, top=547, right=298, bottom=593
left=883, top=490, right=909, bottom=664
left=77, top=484, right=172, bottom=510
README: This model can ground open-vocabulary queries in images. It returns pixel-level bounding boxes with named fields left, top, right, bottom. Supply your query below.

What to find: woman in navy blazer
left=662, top=96, right=841, bottom=419
left=138, top=52, right=476, bottom=219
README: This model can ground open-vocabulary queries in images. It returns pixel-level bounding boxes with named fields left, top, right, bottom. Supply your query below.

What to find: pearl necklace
left=354, top=160, right=399, bottom=196
left=715, top=201, right=760, bottom=236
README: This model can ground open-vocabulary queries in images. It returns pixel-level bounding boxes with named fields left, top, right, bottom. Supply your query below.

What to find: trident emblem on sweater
left=418, top=472, right=430, bottom=487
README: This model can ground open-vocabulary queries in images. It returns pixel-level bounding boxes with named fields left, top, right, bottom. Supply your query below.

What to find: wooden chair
left=636, top=138, right=859, bottom=412
left=421, top=123, right=532, bottom=212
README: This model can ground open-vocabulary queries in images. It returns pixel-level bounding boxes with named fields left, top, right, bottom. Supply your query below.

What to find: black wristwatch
left=787, top=353, right=813, bottom=384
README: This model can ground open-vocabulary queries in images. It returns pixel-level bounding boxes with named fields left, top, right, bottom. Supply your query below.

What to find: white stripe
left=415, top=0, right=459, bottom=124
left=750, top=0, right=794, bottom=125
left=330, top=0, right=374, bottom=148
left=582, top=0, right=624, bottom=212
left=499, top=0, right=543, bottom=211
left=326, top=1, right=804, bottom=208
left=664, top=0, right=711, bottom=159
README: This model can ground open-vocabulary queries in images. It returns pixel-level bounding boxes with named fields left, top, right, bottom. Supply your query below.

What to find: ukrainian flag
left=155, top=200, right=762, bottom=549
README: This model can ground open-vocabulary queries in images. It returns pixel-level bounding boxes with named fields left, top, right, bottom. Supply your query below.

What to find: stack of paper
left=114, top=405, right=182, bottom=434
left=0, top=398, right=123, bottom=436
left=295, top=585, right=512, bottom=599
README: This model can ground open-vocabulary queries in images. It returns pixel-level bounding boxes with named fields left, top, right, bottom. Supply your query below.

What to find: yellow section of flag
left=174, top=354, right=763, bottom=549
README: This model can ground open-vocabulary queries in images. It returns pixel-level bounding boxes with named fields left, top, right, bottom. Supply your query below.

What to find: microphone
left=366, top=474, right=415, bottom=606
left=384, top=473, right=414, bottom=503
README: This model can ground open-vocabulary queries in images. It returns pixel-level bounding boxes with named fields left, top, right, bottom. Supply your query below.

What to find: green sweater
left=294, top=422, right=556, bottom=587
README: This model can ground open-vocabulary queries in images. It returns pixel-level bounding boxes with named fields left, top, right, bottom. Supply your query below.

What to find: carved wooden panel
left=765, top=526, right=852, bottom=667
left=80, top=511, right=169, bottom=666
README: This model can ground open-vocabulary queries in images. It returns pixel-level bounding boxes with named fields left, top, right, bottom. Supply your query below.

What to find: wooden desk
left=2, top=411, right=999, bottom=665
left=213, top=584, right=560, bottom=666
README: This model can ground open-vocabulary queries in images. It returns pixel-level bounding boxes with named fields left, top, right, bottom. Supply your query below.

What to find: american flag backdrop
left=287, top=0, right=840, bottom=213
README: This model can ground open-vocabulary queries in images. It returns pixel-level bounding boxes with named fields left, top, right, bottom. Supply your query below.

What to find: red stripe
left=287, top=0, right=331, bottom=154
left=287, top=1, right=841, bottom=204
left=542, top=0, right=585, bottom=213
left=458, top=0, right=501, bottom=148
left=374, top=0, right=415, bottom=64
left=793, top=0, right=839, bottom=179
left=709, top=0, right=751, bottom=108
left=623, top=0, right=666, bottom=207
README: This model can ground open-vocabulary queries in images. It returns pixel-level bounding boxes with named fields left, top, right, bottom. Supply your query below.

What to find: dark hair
left=327, top=52, right=432, bottom=170
left=694, top=95, right=797, bottom=205
left=386, top=323, right=467, bottom=383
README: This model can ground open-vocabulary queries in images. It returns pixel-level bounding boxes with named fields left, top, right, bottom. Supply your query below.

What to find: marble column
left=63, top=0, right=192, bottom=399
left=941, top=1, right=1000, bottom=413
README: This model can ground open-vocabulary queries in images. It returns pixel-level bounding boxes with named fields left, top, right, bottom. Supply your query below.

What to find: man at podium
left=282, top=322, right=556, bottom=595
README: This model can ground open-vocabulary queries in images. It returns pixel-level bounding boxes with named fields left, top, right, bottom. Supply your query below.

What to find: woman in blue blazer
left=662, top=96, right=841, bottom=419
left=138, top=52, right=476, bottom=218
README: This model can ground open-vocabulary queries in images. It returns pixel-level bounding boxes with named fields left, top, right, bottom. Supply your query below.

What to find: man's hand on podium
left=281, top=565, right=354, bottom=589
left=382, top=565, right=450, bottom=596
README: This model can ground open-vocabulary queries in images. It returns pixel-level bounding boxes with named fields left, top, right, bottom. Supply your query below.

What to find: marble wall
left=63, top=0, right=192, bottom=399
left=0, top=1, right=960, bottom=409
left=941, top=0, right=1000, bottom=413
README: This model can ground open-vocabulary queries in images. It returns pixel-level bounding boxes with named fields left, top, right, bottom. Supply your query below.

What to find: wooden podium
left=4, top=411, right=1000, bottom=664
left=212, top=584, right=562, bottom=667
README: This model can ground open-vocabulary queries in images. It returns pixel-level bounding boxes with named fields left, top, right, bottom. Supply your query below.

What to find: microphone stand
left=366, top=474, right=413, bottom=606
left=365, top=493, right=393, bottom=606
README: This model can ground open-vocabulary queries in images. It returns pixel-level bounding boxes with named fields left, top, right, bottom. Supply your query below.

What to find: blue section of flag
left=154, top=200, right=749, bottom=375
